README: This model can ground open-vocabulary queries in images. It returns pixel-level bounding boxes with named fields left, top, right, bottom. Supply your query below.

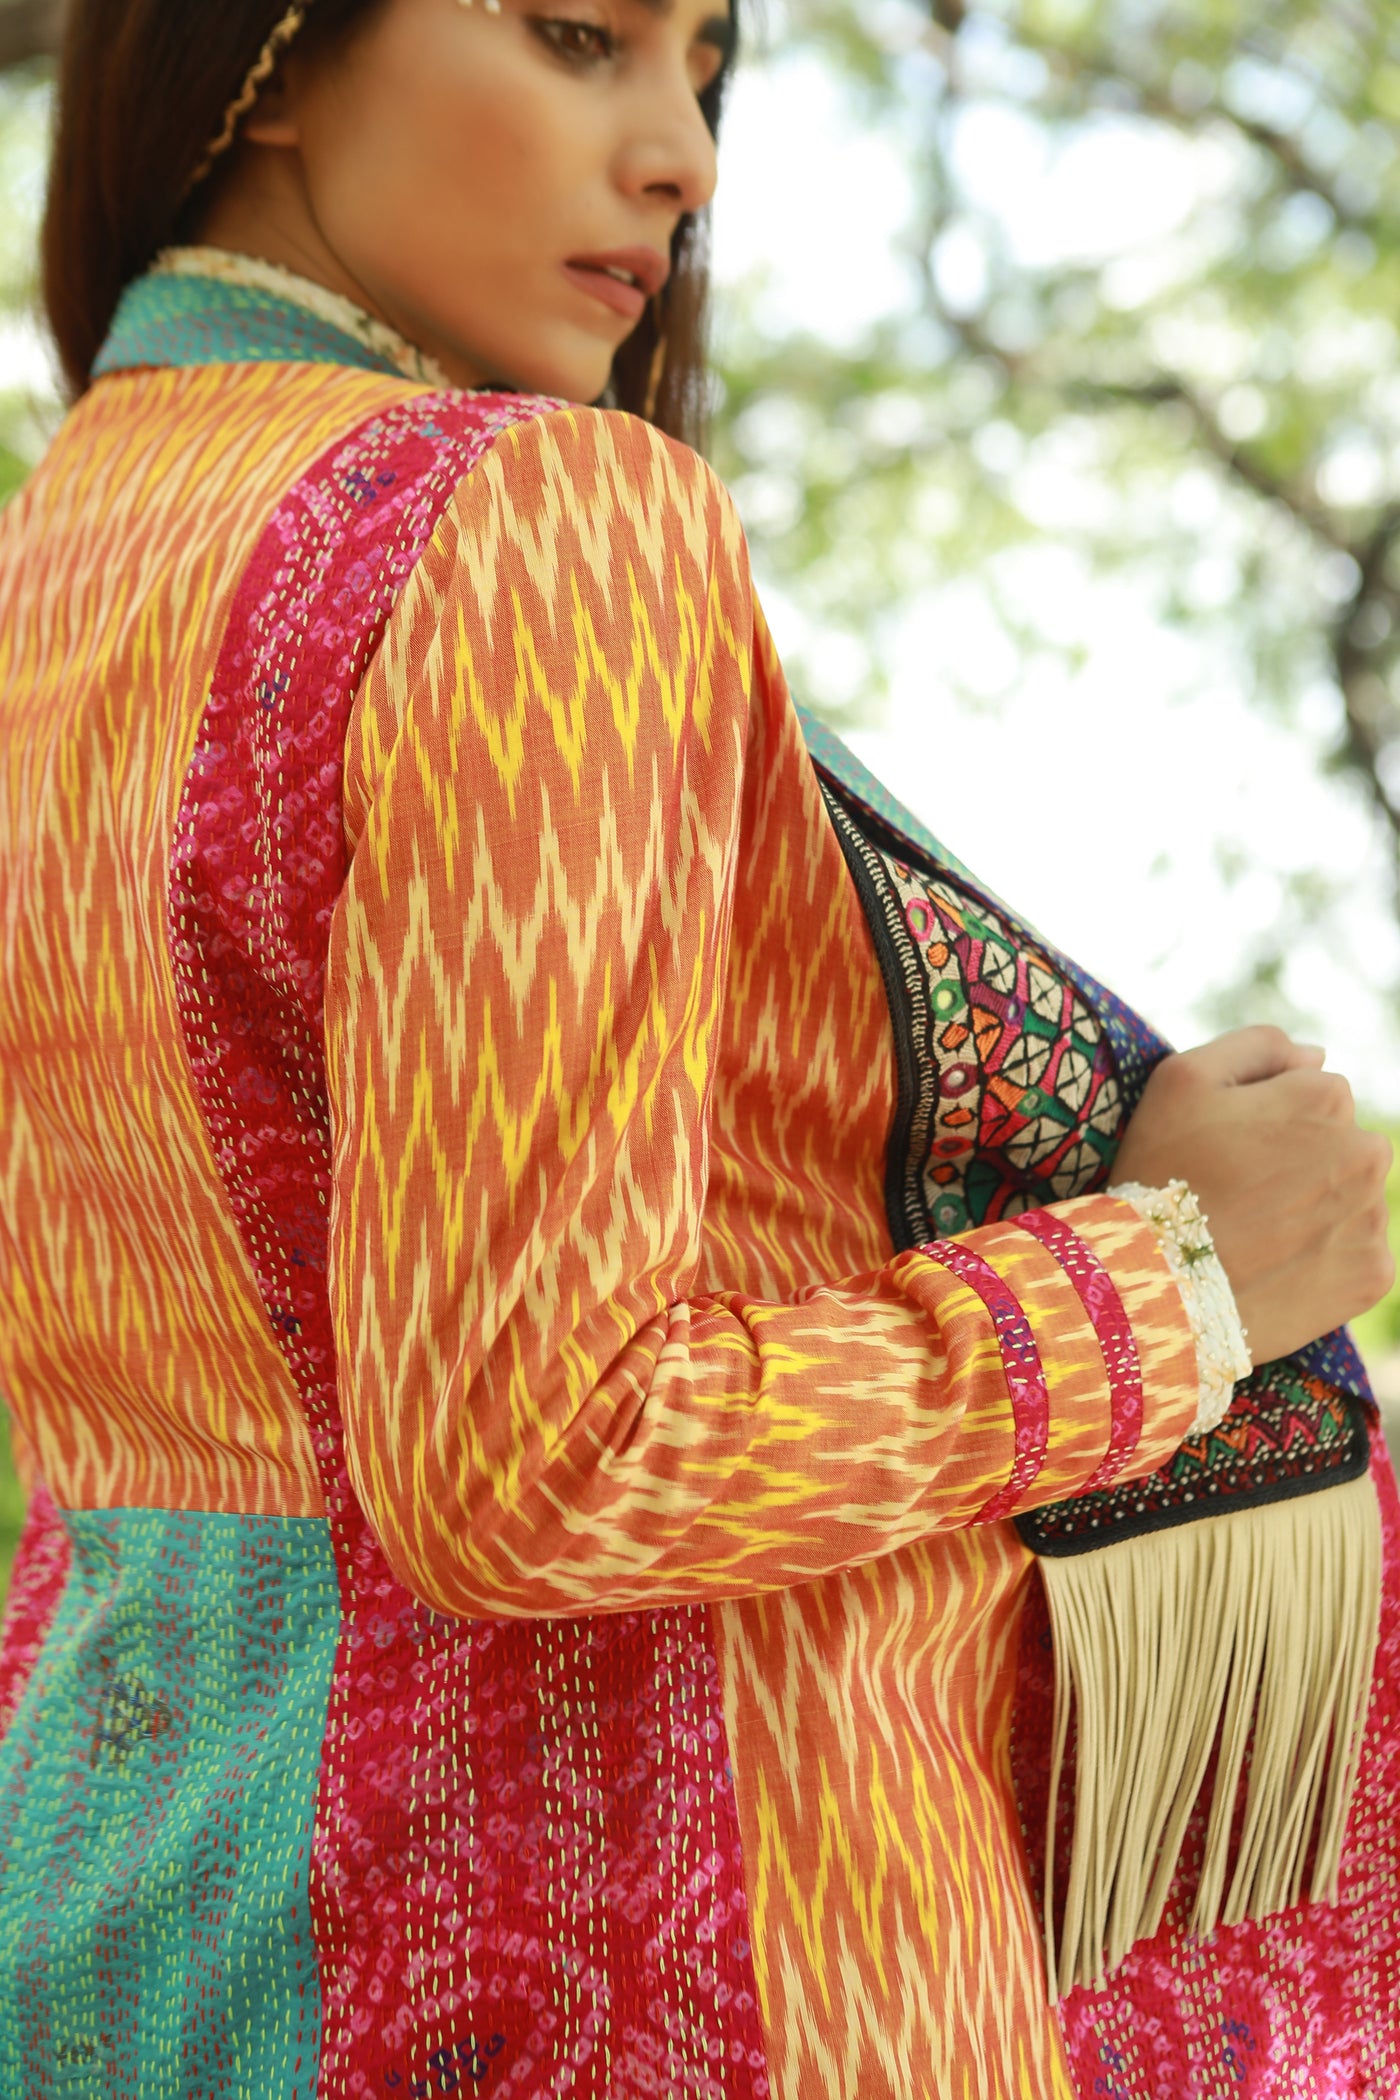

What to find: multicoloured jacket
left=0, top=269, right=1397, bottom=2099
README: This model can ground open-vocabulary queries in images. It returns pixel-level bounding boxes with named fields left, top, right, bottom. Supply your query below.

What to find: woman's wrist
left=1107, top=1177, right=1253, bottom=1435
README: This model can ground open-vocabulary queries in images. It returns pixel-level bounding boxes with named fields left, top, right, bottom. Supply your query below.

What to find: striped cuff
left=917, top=1236, right=1051, bottom=1523
left=1107, top=1179, right=1253, bottom=1435
left=1011, top=1207, right=1145, bottom=1491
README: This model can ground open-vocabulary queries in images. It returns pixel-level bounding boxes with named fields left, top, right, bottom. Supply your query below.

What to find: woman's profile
left=0, top=1, right=1398, bottom=2094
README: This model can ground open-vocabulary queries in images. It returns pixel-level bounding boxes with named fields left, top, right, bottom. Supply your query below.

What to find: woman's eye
left=691, top=49, right=725, bottom=94
left=530, top=16, right=618, bottom=65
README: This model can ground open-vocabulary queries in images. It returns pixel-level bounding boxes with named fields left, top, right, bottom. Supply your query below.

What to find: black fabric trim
left=817, top=778, right=934, bottom=1251
left=806, top=753, right=1373, bottom=1560
left=1017, top=1393, right=1372, bottom=1556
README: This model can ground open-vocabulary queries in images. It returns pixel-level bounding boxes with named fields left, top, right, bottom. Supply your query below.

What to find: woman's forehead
left=622, top=0, right=735, bottom=35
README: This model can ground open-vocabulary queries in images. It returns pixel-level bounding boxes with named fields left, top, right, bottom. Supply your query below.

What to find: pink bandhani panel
left=0, top=1481, right=71, bottom=1740
left=1015, top=1437, right=1400, bottom=2097
left=170, top=391, right=768, bottom=2098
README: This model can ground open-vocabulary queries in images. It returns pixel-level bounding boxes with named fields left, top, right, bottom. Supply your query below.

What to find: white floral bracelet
left=1107, top=1178, right=1253, bottom=1435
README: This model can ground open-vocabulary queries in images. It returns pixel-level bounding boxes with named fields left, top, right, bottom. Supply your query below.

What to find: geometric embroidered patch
left=1017, top=1365, right=1371, bottom=1554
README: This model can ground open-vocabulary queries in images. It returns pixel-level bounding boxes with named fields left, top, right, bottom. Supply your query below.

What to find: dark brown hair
left=41, top=0, right=735, bottom=449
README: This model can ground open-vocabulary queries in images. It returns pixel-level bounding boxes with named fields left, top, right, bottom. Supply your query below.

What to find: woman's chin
left=411, top=306, right=624, bottom=404
left=506, top=359, right=621, bottom=407
left=442, top=326, right=621, bottom=408
left=438, top=355, right=613, bottom=406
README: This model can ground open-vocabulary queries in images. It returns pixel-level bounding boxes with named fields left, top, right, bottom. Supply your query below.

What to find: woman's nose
left=615, top=76, right=720, bottom=220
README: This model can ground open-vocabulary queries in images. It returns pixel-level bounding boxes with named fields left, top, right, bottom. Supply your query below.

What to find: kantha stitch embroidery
left=170, top=390, right=770, bottom=2097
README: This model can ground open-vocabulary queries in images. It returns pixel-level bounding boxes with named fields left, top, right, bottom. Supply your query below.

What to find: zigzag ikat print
left=324, top=399, right=1198, bottom=2095
left=0, top=360, right=429, bottom=1518
left=1, top=339, right=1373, bottom=2100
left=169, top=389, right=770, bottom=2095
left=328, top=412, right=1199, bottom=1622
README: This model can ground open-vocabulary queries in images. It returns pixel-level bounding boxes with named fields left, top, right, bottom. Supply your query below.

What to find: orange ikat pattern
left=716, top=1530, right=1067, bottom=2100
left=330, top=407, right=1200, bottom=1622
left=0, top=355, right=1210, bottom=2098
left=0, top=360, right=424, bottom=1517
left=695, top=679, right=1185, bottom=2099
left=329, top=405, right=1202, bottom=2093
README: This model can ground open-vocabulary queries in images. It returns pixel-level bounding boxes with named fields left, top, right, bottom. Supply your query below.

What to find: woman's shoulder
left=447, top=391, right=729, bottom=496
left=337, top=392, right=754, bottom=841
left=425, top=393, right=741, bottom=588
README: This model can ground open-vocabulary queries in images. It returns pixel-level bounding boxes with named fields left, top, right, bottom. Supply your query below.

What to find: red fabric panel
left=171, top=388, right=768, bottom=2098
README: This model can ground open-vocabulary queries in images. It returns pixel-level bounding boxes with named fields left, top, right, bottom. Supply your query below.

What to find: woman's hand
left=1111, top=1026, right=1394, bottom=1366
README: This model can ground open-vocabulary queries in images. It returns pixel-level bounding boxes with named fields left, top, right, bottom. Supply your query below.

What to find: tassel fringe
left=1040, top=1470, right=1382, bottom=1999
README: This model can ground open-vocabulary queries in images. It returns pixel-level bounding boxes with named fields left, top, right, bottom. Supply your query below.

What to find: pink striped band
left=1012, top=1206, right=1145, bottom=1490
left=919, top=1237, right=1052, bottom=1523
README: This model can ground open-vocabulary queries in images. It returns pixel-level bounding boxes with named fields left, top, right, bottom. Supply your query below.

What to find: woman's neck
left=193, top=144, right=488, bottom=389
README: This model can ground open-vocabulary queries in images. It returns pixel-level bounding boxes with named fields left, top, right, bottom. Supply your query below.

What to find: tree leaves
left=714, top=0, right=1400, bottom=920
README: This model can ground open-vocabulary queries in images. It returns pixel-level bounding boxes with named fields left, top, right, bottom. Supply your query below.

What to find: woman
left=0, top=0, right=1395, bottom=2094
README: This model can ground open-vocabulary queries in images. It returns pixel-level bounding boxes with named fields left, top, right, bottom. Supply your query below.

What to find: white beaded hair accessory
left=188, top=1, right=313, bottom=192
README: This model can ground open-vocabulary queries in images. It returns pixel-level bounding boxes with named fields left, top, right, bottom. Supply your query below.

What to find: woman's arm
left=325, top=406, right=1202, bottom=1619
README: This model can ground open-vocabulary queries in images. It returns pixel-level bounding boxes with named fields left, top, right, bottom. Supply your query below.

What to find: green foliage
left=713, top=0, right=1400, bottom=916
left=0, top=1411, right=25, bottom=1614
left=1353, top=1120, right=1400, bottom=1362
left=0, top=63, right=57, bottom=492
left=0, top=436, right=29, bottom=502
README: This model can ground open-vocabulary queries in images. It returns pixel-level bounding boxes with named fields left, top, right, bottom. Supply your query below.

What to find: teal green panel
left=795, top=702, right=981, bottom=885
left=92, top=271, right=401, bottom=380
left=0, top=1508, right=338, bottom=2097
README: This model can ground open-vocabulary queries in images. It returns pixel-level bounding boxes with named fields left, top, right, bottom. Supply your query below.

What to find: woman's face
left=231, top=0, right=731, bottom=399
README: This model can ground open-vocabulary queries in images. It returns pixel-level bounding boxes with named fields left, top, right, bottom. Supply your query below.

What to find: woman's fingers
left=1365, top=1128, right=1397, bottom=1186
left=1262, top=1063, right=1356, bottom=1124
left=1112, top=1033, right=1393, bottom=1364
left=1183, top=1026, right=1327, bottom=1087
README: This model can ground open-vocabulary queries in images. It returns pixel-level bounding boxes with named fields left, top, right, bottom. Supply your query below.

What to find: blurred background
left=0, top=0, right=1399, bottom=1591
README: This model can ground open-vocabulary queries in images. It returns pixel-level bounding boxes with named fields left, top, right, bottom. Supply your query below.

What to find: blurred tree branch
left=0, top=0, right=61, bottom=70
left=1334, top=509, right=1400, bottom=864
left=1002, top=18, right=1394, bottom=240
left=930, top=1, right=1400, bottom=901
left=716, top=0, right=1400, bottom=920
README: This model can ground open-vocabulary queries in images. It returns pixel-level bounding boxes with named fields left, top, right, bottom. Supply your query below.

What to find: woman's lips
left=562, top=261, right=648, bottom=322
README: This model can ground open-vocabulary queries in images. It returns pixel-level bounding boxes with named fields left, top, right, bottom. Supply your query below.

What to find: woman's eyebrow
left=631, top=0, right=735, bottom=48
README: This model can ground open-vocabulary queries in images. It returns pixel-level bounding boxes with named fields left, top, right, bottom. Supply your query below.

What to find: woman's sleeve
left=325, top=406, right=1200, bottom=1619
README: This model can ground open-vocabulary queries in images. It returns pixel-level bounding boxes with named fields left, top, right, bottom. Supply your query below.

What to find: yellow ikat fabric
left=0, top=361, right=422, bottom=1516
left=328, top=405, right=1201, bottom=2091
left=0, top=363, right=1206, bottom=2097
left=328, top=408, right=1198, bottom=1621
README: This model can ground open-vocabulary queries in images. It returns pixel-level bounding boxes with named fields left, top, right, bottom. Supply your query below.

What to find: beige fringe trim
left=1039, top=1469, right=1382, bottom=2000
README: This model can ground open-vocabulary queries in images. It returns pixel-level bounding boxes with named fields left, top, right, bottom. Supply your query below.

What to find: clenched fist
left=1111, top=1027, right=1394, bottom=1367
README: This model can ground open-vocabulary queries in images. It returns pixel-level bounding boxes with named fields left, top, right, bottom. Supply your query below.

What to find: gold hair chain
left=191, top=0, right=506, bottom=194
left=188, top=2, right=310, bottom=191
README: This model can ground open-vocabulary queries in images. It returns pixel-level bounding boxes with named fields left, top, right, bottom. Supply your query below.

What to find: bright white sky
left=710, top=40, right=1400, bottom=1116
